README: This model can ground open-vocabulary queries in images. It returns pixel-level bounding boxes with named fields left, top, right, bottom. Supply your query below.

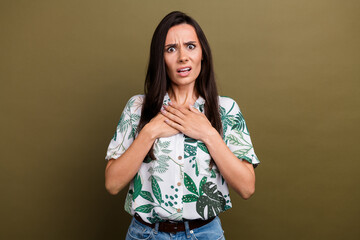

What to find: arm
left=202, top=128, right=255, bottom=199
left=105, top=125, right=155, bottom=195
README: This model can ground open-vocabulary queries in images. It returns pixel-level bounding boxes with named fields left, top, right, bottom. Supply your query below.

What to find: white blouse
left=105, top=92, right=260, bottom=224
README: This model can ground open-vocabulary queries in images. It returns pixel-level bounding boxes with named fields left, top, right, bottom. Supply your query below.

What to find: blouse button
left=177, top=208, right=181, bottom=213
left=177, top=182, right=181, bottom=186
left=178, top=156, right=182, bottom=160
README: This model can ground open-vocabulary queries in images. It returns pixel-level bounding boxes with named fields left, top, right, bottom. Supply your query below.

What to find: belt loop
left=184, top=220, right=191, bottom=238
left=153, top=222, right=159, bottom=235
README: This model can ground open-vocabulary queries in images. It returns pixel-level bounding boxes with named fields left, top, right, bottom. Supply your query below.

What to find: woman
left=105, top=11, right=260, bottom=240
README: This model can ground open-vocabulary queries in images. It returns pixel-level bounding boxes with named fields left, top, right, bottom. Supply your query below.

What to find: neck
left=168, top=84, right=198, bottom=106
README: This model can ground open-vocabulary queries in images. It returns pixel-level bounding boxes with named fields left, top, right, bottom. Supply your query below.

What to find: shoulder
left=219, top=96, right=237, bottom=106
left=218, top=96, right=241, bottom=114
left=127, top=94, right=145, bottom=103
left=125, top=94, right=145, bottom=113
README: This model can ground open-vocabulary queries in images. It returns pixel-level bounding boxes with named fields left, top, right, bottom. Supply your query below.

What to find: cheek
left=195, top=54, right=202, bottom=69
left=164, top=57, right=175, bottom=72
left=164, top=61, right=171, bottom=75
left=194, top=51, right=202, bottom=65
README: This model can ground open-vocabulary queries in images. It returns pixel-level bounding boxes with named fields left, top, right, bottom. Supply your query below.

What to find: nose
left=177, top=47, right=189, bottom=63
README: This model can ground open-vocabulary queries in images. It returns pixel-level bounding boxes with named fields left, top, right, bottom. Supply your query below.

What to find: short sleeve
left=221, top=97, right=260, bottom=168
left=105, top=96, right=140, bottom=161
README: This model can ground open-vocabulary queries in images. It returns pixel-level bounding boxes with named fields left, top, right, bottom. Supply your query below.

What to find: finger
left=161, top=108, right=184, bottom=125
left=189, top=104, right=200, bottom=113
left=164, top=104, right=186, bottom=118
left=164, top=118, right=185, bottom=132
left=168, top=101, right=189, bottom=115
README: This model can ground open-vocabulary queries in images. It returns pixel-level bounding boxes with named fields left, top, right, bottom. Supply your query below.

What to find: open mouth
left=177, top=67, right=192, bottom=76
left=177, top=67, right=192, bottom=73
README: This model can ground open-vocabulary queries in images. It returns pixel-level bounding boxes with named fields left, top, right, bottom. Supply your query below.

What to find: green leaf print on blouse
left=220, top=103, right=235, bottom=136
left=134, top=175, right=172, bottom=215
left=198, top=176, right=207, bottom=196
left=182, top=194, right=199, bottom=202
left=202, top=158, right=219, bottom=178
left=184, top=173, right=199, bottom=195
left=196, top=182, right=226, bottom=219
left=185, top=136, right=217, bottom=177
left=133, top=173, right=142, bottom=201
left=140, top=191, right=154, bottom=203
left=225, top=128, right=253, bottom=162
left=182, top=173, right=227, bottom=219
left=186, top=136, right=218, bottom=179
left=112, top=114, right=122, bottom=141
left=147, top=210, right=164, bottom=224
left=197, top=142, right=209, bottom=154
left=193, top=102, right=204, bottom=113
left=151, top=175, right=162, bottom=204
left=119, top=98, right=136, bottom=137
left=128, top=114, right=140, bottom=139
left=184, top=141, right=197, bottom=157
left=220, top=101, right=249, bottom=135
left=182, top=173, right=203, bottom=203
left=112, top=110, right=126, bottom=141
left=135, top=204, right=154, bottom=213
left=148, top=140, right=173, bottom=182
left=132, top=174, right=156, bottom=204
left=124, top=189, right=133, bottom=213
left=184, top=136, right=200, bottom=176
left=231, top=111, right=249, bottom=135
left=220, top=100, right=255, bottom=163
left=110, top=97, right=141, bottom=158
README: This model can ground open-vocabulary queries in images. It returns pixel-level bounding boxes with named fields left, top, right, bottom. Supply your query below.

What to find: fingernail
left=169, top=101, right=173, bottom=106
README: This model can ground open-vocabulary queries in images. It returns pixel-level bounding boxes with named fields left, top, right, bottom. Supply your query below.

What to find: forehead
left=165, top=24, right=199, bottom=44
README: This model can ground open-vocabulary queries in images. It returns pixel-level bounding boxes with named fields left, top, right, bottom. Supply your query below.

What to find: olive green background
left=1, top=0, right=359, bottom=239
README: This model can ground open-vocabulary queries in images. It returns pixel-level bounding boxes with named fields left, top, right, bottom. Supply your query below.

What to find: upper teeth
left=179, top=68, right=190, bottom=72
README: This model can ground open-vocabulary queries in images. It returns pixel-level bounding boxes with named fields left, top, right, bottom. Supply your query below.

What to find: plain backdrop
left=1, top=0, right=359, bottom=239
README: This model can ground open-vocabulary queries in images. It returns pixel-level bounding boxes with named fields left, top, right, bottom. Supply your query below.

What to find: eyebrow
left=165, top=41, right=197, bottom=48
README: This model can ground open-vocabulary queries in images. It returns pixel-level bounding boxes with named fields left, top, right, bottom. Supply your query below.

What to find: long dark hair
left=138, top=11, right=222, bottom=162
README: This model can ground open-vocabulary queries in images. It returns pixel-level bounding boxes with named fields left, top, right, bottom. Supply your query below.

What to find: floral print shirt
left=105, top=92, right=260, bottom=224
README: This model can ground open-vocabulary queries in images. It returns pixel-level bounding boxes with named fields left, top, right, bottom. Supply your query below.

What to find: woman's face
left=164, top=24, right=202, bottom=87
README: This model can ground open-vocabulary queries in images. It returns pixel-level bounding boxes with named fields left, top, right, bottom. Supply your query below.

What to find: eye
left=187, top=44, right=196, bottom=50
left=167, top=47, right=176, bottom=53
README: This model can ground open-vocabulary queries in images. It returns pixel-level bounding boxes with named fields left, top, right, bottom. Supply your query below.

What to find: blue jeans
left=125, top=216, right=225, bottom=240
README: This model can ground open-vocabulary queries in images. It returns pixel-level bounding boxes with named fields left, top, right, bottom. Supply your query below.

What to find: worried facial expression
left=164, top=24, right=203, bottom=87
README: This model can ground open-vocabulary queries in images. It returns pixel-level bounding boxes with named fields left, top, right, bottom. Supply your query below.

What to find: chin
left=172, top=78, right=196, bottom=86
